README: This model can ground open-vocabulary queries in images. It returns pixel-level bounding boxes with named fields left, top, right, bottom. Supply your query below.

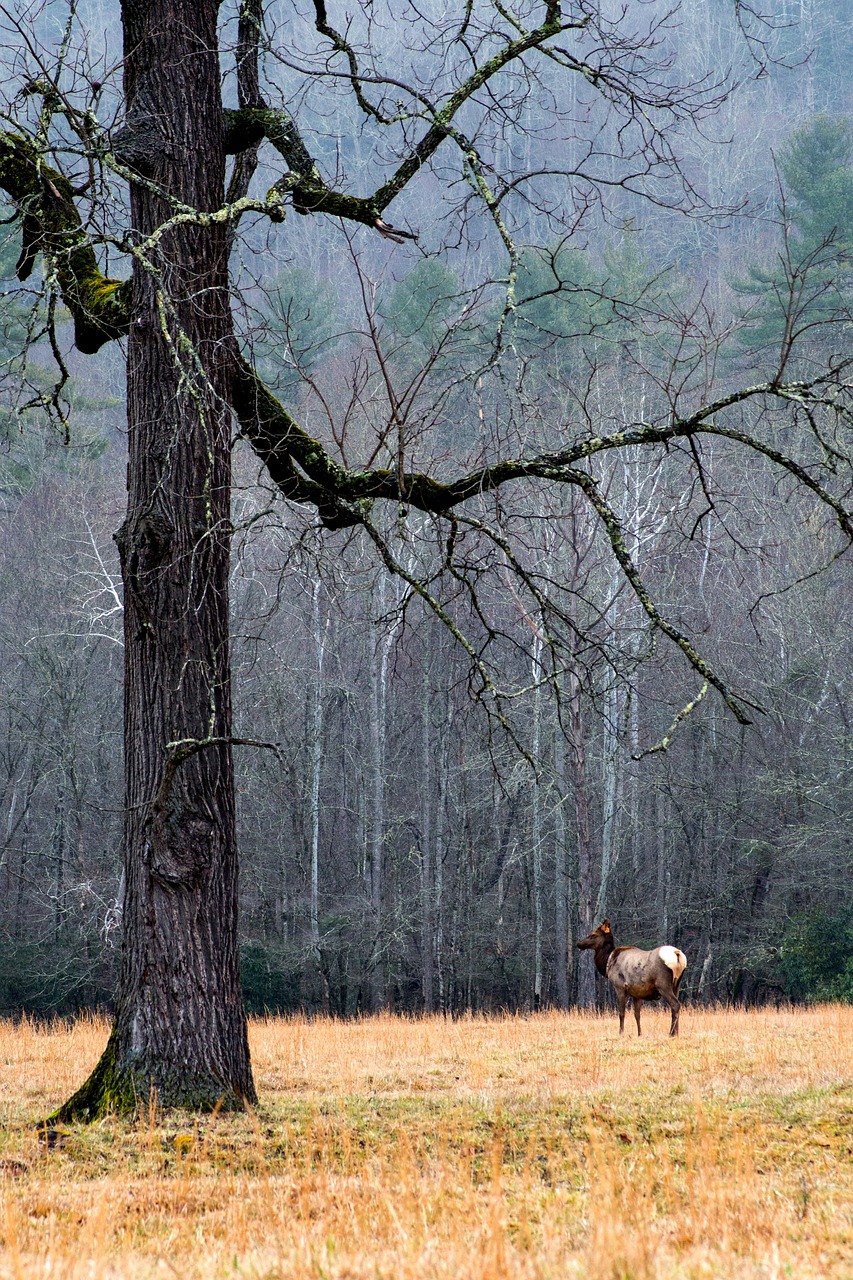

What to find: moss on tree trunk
left=46, top=1029, right=250, bottom=1124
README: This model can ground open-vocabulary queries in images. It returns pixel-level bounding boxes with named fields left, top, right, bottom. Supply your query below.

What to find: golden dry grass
left=1, top=1005, right=852, bottom=1279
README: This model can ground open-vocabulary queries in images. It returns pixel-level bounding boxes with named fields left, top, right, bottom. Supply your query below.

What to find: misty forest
left=0, top=0, right=851, bottom=1035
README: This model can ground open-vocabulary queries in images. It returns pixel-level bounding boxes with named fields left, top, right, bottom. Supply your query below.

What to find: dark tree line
left=1, top=438, right=850, bottom=1018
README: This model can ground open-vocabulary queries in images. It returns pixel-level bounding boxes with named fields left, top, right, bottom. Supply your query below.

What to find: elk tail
left=659, top=946, right=687, bottom=983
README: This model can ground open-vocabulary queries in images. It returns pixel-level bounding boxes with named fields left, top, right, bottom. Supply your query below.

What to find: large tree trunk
left=53, top=0, right=255, bottom=1120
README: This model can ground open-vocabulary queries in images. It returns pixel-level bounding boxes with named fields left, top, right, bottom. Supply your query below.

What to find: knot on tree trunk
left=147, top=816, right=216, bottom=888
left=112, top=97, right=176, bottom=177
left=126, top=511, right=175, bottom=571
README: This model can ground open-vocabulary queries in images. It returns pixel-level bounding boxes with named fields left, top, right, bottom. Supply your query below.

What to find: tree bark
left=553, top=725, right=572, bottom=1008
left=309, top=578, right=328, bottom=956
left=53, top=0, right=255, bottom=1120
left=568, top=666, right=596, bottom=1008
left=367, top=576, right=401, bottom=1012
left=419, top=646, right=435, bottom=1012
left=596, top=672, right=620, bottom=921
left=530, top=631, right=544, bottom=1010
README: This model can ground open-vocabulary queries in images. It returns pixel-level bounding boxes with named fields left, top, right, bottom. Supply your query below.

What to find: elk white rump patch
left=659, top=946, right=687, bottom=980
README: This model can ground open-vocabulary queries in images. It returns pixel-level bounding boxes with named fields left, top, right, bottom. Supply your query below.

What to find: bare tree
left=0, top=0, right=850, bottom=1117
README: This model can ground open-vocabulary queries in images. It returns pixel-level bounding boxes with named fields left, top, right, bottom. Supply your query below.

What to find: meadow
left=0, top=1005, right=851, bottom=1279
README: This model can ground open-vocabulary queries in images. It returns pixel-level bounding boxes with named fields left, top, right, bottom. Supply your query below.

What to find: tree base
left=42, top=1029, right=253, bottom=1126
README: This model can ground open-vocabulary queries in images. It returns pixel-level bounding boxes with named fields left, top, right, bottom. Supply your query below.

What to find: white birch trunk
left=309, top=578, right=329, bottom=954
left=368, top=577, right=404, bottom=1011
left=553, top=725, right=572, bottom=1007
left=531, top=631, right=544, bottom=1009
left=419, top=653, right=435, bottom=1011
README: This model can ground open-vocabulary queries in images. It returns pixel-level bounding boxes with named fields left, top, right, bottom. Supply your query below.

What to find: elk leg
left=615, top=987, right=628, bottom=1035
left=660, top=987, right=680, bottom=1037
left=633, top=997, right=643, bottom=1036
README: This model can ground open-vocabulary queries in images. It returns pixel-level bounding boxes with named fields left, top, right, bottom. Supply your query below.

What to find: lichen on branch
left=0, top=131, right=132, bottom=353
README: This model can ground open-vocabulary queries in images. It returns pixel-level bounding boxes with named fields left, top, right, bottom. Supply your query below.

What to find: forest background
left=0, top=0, right=851, bottom=1019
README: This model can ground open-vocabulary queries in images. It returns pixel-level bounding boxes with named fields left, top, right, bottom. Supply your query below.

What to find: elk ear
left=601, top=919, right=611, bottom=932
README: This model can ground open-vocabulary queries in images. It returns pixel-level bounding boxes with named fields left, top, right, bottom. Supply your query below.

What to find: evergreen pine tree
left=735, top=116, right=853, bottom=357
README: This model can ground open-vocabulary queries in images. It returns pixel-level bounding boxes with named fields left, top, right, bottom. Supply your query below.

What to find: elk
left=577, top=919, right=687, bottom=1036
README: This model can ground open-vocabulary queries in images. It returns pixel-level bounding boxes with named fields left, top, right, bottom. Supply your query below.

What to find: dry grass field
left=0, top=1005, right=851, bottom=1280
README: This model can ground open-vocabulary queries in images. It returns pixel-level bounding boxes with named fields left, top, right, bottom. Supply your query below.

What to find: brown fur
left=577, top=919, right=687, bottom=1037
